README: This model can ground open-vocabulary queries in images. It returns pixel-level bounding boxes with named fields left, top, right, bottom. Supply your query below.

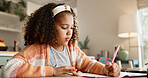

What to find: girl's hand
left=53, top=66, right=79, bottom=76
left=104, top=62, right=121, bottom=77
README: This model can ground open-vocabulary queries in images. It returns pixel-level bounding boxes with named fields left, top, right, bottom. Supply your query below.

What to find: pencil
left=111, top=45, right=120, bottom=63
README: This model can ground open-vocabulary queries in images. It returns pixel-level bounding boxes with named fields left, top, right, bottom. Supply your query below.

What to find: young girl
left=1, top=3, right=120, bottom=77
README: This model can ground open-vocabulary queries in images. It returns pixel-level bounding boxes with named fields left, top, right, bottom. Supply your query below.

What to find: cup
left=101, top=50, right=109, bottom=58
left=117, top=60, right=122, bottom=69
left=129, top=61, right=133, bottom=68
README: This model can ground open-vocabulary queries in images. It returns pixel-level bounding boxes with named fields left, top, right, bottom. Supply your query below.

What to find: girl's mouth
left=65, top=38, right=70, bottom=41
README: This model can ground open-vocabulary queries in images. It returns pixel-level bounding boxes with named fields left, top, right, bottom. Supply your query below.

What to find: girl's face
left=55, top=13, right=74, bottom=46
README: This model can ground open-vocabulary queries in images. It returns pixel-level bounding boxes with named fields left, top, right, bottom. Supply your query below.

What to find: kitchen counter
left=0, top=51, right=18, bottom=56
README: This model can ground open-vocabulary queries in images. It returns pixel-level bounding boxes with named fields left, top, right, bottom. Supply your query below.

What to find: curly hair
left=23, top=3, right=79, bottom=46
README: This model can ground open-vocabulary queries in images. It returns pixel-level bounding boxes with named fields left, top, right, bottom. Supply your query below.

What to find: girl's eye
left=61, top=27, right=67, bottom=29
left=71, top=27, right=74, bottom=29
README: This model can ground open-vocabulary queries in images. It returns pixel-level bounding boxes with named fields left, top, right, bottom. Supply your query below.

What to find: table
left=40, top=72, right=147, bottom=78
left=0, top=51, right=18, bottom=56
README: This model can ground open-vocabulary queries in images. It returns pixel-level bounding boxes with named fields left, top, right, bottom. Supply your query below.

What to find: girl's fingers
left=113, top=63, right=118, bottom=69
left=113, top=66, right=121, bottom=77
left=104, top=62, right=112, bottom=75
left=111, top=63, right=118, bottom=71
left=63, top=67, right=77, bottom=73
left=108, top=63, right=121, bottom=77
left=63, top=67, right=79, bottom=76
left=109, top=71, right=114, bottom=76
left=112, top=63, right=120, bottom=72
left=72, top=72, right=80, bottom=76
left=105, top=62, right=112, bottom=69
left=103, top=67, right=109, bottom=76
left=108, top=63, right=118, bottom=71
left=54, top=66, right=77, bottom=76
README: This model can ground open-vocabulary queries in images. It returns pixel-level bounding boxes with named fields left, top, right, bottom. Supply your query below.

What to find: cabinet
left=0, top=51, right=18, bottom=65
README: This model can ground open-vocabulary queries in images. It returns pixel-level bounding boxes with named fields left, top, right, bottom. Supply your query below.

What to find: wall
left=27, top=1, right=41, bottom=16
left=0, top=0, right=139, bottom=60
left=0, top=31, right=24, bottom=50
left=0, top=12, right=24, bottom=50
left=77, top=0, right=138, bottom=60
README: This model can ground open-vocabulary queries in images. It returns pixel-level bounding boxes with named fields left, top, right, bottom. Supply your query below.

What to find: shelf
left=0, top=11, right=18, bottom=18
left=0, top=27, right=21, bottom=33
left=0, top=11, right=21, bottom=32
left=0, top=51, right=18, bottom=56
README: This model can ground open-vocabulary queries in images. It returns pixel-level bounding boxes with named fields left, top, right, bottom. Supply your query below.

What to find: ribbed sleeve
left=1, top=58, right=54, bottom=77
left=74, top=46, right=106, bottom=75
left=1, top=58, right=25, bottom=77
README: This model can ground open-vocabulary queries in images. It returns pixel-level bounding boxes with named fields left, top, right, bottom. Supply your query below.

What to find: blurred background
left=0, top=0, right=148, bottom=70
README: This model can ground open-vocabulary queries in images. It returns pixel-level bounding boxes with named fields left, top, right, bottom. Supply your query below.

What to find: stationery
left=111, top=45, right=120, bottom=63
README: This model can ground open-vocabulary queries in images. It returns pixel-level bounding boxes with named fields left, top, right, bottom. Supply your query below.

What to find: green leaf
left=78, top=36, right=90, bottom=49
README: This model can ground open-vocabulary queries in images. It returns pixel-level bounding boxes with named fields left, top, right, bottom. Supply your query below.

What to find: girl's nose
left=67, top=29, right=72, bottom=35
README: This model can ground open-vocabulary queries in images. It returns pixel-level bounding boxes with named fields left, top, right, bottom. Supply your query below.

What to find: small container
left=129, top=60, right=133, bottom=68
left=117, top=60, right=122, bottom=69
left=14, top=40, right=19, bottom=52
left=0, top=46, right=7, bottom=51
left=101, top=50, right=109, bottom=58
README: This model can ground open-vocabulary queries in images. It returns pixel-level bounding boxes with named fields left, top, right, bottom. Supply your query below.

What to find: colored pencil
left=111, top=45, right=120, bottom=63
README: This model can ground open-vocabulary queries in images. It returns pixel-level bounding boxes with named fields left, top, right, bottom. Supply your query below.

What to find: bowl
left=0, top=46, right=8, bottom=51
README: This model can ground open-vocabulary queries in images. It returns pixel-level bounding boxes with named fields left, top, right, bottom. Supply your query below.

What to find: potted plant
left=0, top=0, right=27, bottom=21
left=14, top=0, right=27, bottom=21
left=78, top=36, right=90, bottom=55
left=0, top=0, right=12, bottom=13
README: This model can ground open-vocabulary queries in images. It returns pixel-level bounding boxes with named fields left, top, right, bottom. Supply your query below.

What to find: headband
left=52, top=5, right=71, bottom=17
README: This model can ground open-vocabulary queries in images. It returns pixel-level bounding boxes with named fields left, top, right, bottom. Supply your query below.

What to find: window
left=139, top=8, right=148, bottom=67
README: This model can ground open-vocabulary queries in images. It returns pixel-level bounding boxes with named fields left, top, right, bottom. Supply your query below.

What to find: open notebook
left=78, top=72, right=147, bottom=77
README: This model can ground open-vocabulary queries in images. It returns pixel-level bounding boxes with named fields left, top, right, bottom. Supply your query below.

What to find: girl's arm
left=75, top=46, right=120, bottom=76
left=78, top=54, right=106, bottom=75
left=1, top=54, right=54, bottom=77
left=74, top=46, right=106, bottom=75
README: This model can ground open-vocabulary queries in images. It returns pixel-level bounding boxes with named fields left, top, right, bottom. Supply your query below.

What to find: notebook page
left=78, top=72, right=147, bottom=77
